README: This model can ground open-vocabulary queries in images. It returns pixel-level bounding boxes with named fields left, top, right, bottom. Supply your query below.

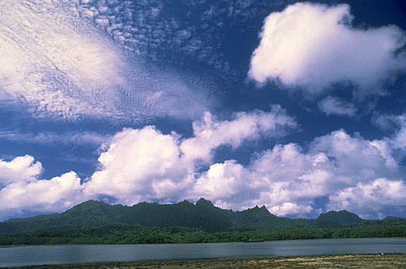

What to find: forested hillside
left=1, top=199, right=405, bottom=245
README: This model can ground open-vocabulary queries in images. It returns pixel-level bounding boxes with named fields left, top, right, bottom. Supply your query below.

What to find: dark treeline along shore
left=1, top=198, right=406, bottom=245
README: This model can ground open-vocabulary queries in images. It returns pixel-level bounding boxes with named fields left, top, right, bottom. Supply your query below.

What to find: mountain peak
left=67, top=200, right=108, bottom=211
left=62, top=200, right=112, bottom=218
left=318, top=210, right=361, bottom=219
left=317, top=210, right=362, bottom=227
left=195, top=198, right=215, bottom=208
left=243, top=205, right=271, bottom=216
left=179, top=200, right=192, bottom=205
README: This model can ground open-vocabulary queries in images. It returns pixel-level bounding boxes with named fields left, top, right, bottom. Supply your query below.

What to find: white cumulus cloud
left=270, top=202, right=313, bottom=216
left=198, top=129, right=402, bottom=217
left=0, top=171, right=86, bottom=219
left=0, top=155, right=43, bottom=186
left=84, top=108, right=297, bottom=206
left=328, top=178, right=406, bottom=219
left=0, top=156, right=86, bottom=220
left=190, top=160, right=252, bottom=208
left=180, top=105, right=297, bottom=162
left=0, top=108, right=297, bottom=219
left=84, top=126, right=191, bottom=205
left=4, top=108, right=406, bottom=219
left=249, top=2, right=406, bottom=97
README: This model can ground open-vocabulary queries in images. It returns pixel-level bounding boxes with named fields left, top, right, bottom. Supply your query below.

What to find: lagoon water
left=1, top=238, right=406, bottom=267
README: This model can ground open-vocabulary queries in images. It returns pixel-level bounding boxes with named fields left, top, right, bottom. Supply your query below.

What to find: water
left=1, top=238, right=406, bottom=267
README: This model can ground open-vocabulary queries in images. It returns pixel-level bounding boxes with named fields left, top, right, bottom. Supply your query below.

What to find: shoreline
left=5, top=253, right=406, bottom=269
left=2, top=236, right=405, bottom=247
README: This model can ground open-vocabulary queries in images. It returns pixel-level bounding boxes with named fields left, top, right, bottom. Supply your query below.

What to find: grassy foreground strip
left=8, top=254, right=406, bottom=269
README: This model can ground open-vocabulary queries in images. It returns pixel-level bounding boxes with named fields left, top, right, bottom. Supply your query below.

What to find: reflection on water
left=1, top=238, right=406, bottom=267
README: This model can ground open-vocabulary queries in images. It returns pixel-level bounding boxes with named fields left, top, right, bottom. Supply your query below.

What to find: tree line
left=1, top=224, right=406, bottom=246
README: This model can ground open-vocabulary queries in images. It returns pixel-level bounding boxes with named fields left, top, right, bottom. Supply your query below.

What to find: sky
left=0, top=0, right=406, bottom=220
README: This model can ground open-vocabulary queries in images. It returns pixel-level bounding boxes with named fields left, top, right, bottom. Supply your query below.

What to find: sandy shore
left=7, top=254, right=406, bottom=269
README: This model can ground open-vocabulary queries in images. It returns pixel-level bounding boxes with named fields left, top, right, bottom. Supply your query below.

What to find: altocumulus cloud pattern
left=0, top=0, right=213, bottom=120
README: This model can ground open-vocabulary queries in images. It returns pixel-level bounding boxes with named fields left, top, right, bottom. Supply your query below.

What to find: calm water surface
left=1, top=238, right=406, bottom=267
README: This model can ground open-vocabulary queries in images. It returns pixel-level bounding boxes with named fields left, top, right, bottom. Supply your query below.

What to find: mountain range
left=2, top=198, right=405, bottom=238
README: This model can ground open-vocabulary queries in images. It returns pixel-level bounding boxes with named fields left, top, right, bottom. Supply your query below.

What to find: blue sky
left=0, top=0, right=406, bottom=220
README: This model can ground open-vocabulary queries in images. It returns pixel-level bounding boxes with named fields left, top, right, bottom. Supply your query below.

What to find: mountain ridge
left=1, top=198, right=406, bottom=245
left=2, top=198, right=404, bottom=230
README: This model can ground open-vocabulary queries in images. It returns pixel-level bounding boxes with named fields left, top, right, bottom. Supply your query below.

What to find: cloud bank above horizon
left=0, top=107, right=297, bottom=219
left=2, top=106, right=406, bottom=220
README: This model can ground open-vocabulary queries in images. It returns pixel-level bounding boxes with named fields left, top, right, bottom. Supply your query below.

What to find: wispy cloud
left=0, top=130, right=108, bottom=146
left=318, top=96, right=358, bottom=117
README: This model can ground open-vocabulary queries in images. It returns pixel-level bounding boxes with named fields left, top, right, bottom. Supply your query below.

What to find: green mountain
left=316, top=210, right=363, bottom=228
left=1, top=199, right=405, bottom=245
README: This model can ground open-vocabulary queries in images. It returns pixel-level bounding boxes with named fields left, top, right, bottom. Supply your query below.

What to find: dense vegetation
left=2, top=224, right=406, bottom=246
left=1, top=199, right=405, bottom=245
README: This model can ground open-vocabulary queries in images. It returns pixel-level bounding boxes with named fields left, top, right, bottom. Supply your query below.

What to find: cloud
left=0, top=107, right=296, bottom=219
left=371, top=113, right=406, bottom=150
left=0, top=0, right=212, bottom=121
left=84, top=108, right=296, bottom=205
left=84, top=126, right=191, bottom=205
left=190, top=160, right=253, bottom=208
left=318, top=96, right=357, bottom=117
left=0, top=1, right=125, bottom=118
left=328, top=178, right=406, bottom=219
left=180, top=105, right=297, bottom=162
left=385, top=115, right=406, bottom=150
left=83, top=118, right=405, bottom=218
left=309, top=130, right=398, bottom=175
left=0, top=130, right=108, bottom=146
left=3, top=108, right=406, bottom=219
left=262, top=129, right=403, bottom=217
left=372, top=113, right=402, bottom=130
left=0, top=171, right=86, bottom=220
left=190, top=129, right=402, bottom=217
left=270, top=203, right=313, bottom=216
left=0, top=155, right=43, bottom=186
left=249, top=2, right=406, bottom=97
left=80, top=0, right=243, bottom=74
left=0, top=156, right=85, bottom=220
